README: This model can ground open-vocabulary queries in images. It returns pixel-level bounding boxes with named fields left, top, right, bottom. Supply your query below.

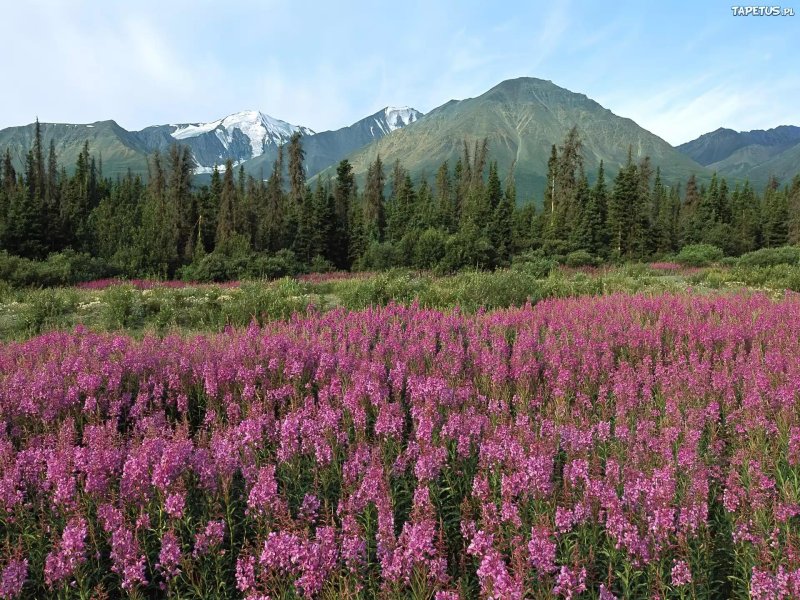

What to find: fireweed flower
left=671, top=560, right=692, bottom=586
left=194, top=520, right=226, bottom=557
left=0, top=559, right=27, bottom=599
left=44, top=516, right=88, bottom=586
left=157, top=530, right=182, bottom=583
left=3, top=294, right=800, bottom=595
left=164, top=491, right=186, bottom=519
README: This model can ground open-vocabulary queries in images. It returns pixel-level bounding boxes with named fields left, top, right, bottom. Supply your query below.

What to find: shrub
left=510, top=252, right=557, bottom=278
left=102, top=285, right=146, bottom=329
left=413, top=229, right=447, bottom=270
left=737, top=246, right=800, bottom=267
left=564, top=250, right=599, bottom=268
left=675, top=244, right=724, bottom=267
left=21, top=288, right=78, bottom=333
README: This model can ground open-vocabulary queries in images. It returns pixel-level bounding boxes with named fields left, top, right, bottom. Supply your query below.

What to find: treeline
left=1, top=121, right=799, bottom=282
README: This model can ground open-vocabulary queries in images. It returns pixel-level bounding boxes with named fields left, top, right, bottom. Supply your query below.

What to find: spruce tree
left=363, top=155, right=386, bottom=242
left=215, top=159, right=238, bottom=252
left=333, top=159, right=356, bottom=269
left=140, top=151, right=178, bottom=276
left=434, top=161, right=454, bottom=232
left=262, top=148, right=285, bottom=253
left=490, top=172, right=514, bottom=264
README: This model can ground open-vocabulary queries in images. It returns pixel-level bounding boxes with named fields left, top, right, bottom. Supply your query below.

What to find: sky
left=1, top=0, right=797, bottom=145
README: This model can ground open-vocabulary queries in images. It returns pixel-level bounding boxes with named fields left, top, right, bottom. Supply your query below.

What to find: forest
left=1, top=121, right=799, bottom=285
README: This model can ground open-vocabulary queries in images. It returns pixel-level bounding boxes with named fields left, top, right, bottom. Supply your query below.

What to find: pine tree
left=489, top=171, right=514, bottom=264
left=607, top=154, right=631, bottom=258
left=140, top=151, right=178, bottom=276
left=573, top=169, right=603, bottom=255
left=730, top=181, right=760, bottom=254
left=434, top=161, right=454, bottom=232
left=332, top=159, right=356, bottom=269
left=285, top=132, right=306, bottom=249
left=293, top=186, right=315, bottom=262
left=44, top=139, right=61, bottom=251
left=787, top=175, right=800, bottom=244
left=762, top=177, right=788, bottom=247
left=215, top=159, right=238, bottom=251
left=363, top=155, right=386, bottom=243
left=167, top=144, right=195, bottom=261
left=310, top=178, right=334, bottom=260
left=630, top=156, right=652, bottom=258
left=414, top=179, right=435, bottom=231
left=262, top=148, right=285, bottom=253
left=680, top=174, right=701, bottom=245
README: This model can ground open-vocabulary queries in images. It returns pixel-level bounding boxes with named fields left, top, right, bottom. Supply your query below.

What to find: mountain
left=677, top=126, right=800, bottom=185
left=324, top=77, right=708, bottom=201
left=0, top=120, right=150, bottom=178
left=242, top=106, right=421, bottom=177
left=133, top=110, right=315, bottom=174
left=0, top=107, right=422, bottom=181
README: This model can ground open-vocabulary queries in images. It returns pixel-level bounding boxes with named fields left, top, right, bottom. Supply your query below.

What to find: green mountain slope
left=678, top=125, right=800, bottom=186
left=0, top=120, right=150, bottom=178
left=326, top=78, right=708, bottom=201
left=744, top=141, right=800, bottom=185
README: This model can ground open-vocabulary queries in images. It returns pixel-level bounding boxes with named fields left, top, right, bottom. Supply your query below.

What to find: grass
left=1, top=263, right=798, bottom=340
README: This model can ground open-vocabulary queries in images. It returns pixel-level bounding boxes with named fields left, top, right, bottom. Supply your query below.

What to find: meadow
left=1, top=263, right=800, bottom=598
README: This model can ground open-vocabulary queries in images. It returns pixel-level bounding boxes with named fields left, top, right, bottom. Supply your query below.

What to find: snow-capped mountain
left=375, top=107, right=421, bottom=135
left=171, top=110, right=315, bottom=162
left=1, top=105, right=423, bottom=180
left=135, top=111, right=313, bottom=173
left=222, top=106, right=424, bottom=178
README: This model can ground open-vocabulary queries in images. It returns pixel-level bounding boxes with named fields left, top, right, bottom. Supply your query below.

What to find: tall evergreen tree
left=434, top=161, right=454, bottom=232
left=332, top=159, right=356, bottom=268
left=762, top=177, right=788, bottom=247
left=215, top=159, right=238, bottom=251
left=140, top=152, right=178, bottom=276
left=262, top=148, right=286, bottom=252
left=285, top=132, right=306, bottom=248
left=363, top=155, right=386, bottom=242
left=490, top=170, right=514, bottom=263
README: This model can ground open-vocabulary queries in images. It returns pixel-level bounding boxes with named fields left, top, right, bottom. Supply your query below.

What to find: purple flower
left=236, top=553, right=256, bottom=593
left=164, top=491, right=186, bottom=519
left=109, top=527, right=147, bottom=590
left=194, top=520, right=226, bottom=557
left=671, top=560, right=692, bottom=587
left=44, top=516, right=88, bottom=586
left=528, top=526, right=557, bottom=574
left=553, top=565, right=587, bottom=599
left=0, top=559, right=27, bottom=599
left=157, top=531, right=182, bottom=582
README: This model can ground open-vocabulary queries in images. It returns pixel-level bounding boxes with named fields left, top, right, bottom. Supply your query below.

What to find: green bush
left=21, top=288, right=78, bottom=333
left=358, top=242, right=400, bottom=271
left=413, top=228, right=447, bottom=270
left=102, top=285, right=146, bottom=329
left=510, top=252, right=557, bottom=278
left=737, top=246, right=800, bottom=267
left=676, top=244, right=724, bottom=267
left=564, top=250, right=599, bottom=268
left=438, top=227, right=495, bottom=273
left=0, top=250, right=115, bottom=287
left=308, top=255, right=335, bottom=274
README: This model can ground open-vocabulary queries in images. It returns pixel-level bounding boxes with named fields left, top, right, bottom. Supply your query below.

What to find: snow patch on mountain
left=384, top=107, right=420, bottom=132
left=171, top=110, right=315, bottom=160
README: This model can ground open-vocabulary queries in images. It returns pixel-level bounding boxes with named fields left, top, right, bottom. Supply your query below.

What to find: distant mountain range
left=677, top=126, right=800, bottom=184
left=0, top=106, right=421, bottom=181
left=0, top=78, right=797, bottom=200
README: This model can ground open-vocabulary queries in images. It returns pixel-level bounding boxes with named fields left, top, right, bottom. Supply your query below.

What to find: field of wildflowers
left=1, top=290, right=799, bottom=598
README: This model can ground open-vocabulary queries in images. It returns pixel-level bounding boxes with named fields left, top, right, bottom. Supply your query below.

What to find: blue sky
left=2, top=0, right=797, bottom=144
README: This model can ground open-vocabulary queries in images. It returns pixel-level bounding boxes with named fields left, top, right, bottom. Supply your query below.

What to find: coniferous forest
left=1, top=120, right=799, bottom=285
